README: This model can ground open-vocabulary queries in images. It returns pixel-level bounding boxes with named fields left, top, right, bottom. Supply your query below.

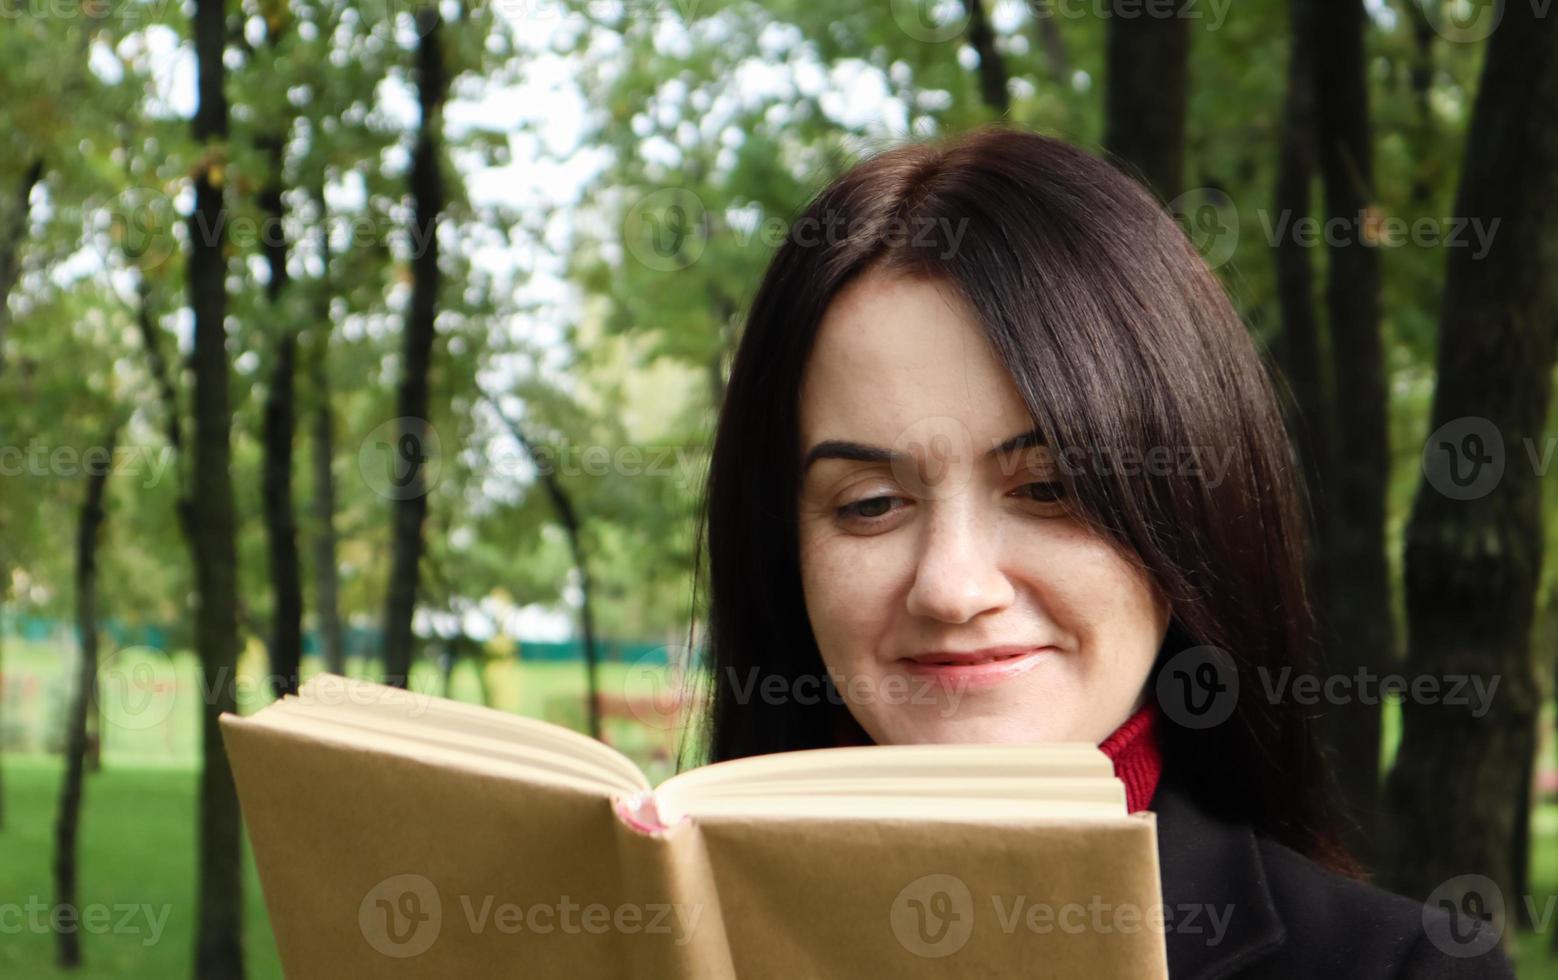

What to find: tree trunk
left=1383, top=0, right=1558, bottom=931
left=259, top=115, right=303, bottom=699
left=962, top=0, right=1009, bottom=114
left=1102, top=10, right=1189, bottom=202
left=189, top=0, right=245, bottom=973
left=0, top=158, right=43, bottom=376
left=308, top=188, right=345, bottom=676
left=262, top=327, right=302, bottom=698
left=54, top=426, right=115, bottom=967
left=490, top=403, right=602, bottom=738
left=1272, top=0, right=1329, bottom=497
left=1311, top=0, right=1392, bottom=870
left=0, top=159, right=44, bottom=827
left=381, top=6, right=448, bottom=689
left=309, top=326, right=344, bottom=677
left=1030, top=4, right=1069, bottom=81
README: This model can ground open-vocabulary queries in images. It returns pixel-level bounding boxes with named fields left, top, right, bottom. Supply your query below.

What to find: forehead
left=798, top=269, right=1034, bottom=447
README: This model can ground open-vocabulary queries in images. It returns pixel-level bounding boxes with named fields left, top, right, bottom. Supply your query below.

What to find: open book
left=220, top=673, right=1169, bottom=978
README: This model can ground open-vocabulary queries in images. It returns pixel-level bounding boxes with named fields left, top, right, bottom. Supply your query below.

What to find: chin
left=867, top=709, right=1075, bottom=745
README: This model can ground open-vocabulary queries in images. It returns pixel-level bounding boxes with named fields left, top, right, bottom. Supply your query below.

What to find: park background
left=2, top=0, right=1558, bottom=975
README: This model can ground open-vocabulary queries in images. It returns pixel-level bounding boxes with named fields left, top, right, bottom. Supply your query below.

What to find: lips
left=897, top=645, right=1056, bottom=689
left=904, top=646, right=1044, bottom=666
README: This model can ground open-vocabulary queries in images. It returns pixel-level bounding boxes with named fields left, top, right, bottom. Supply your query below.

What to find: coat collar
left=1151, top=775, right=1286, bottom=980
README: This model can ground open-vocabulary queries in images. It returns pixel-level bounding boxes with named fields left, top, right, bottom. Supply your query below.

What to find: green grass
left=0, top=756, right=280, bottom=978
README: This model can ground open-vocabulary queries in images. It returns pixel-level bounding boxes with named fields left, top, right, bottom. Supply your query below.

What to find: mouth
left=897, top=646, right=1056, bottom=689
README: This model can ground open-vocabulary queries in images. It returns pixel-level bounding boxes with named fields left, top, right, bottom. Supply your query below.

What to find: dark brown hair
left=690, top=125, right=1359, bottom=877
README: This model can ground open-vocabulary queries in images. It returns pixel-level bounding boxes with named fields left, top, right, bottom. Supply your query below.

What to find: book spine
left=610, top=800, right=737, bottom=978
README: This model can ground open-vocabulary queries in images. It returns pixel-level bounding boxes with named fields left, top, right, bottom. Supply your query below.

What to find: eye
left=1010, top=481, right=1067, bottom=511
left=835, top=495, right=907, bottom=525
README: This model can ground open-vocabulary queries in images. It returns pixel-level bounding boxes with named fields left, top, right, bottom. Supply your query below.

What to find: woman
left=692, top=127, right=1514, bottom=977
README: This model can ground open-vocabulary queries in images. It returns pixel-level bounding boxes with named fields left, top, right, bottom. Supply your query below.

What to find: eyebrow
left=801, top=427, right=1046, bottom=475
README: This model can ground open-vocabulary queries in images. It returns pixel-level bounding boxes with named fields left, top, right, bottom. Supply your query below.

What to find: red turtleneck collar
left=831, top=700, right=1163, bottom=813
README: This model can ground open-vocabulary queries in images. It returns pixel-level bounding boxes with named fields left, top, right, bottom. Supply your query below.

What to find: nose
left=904, top=502, right=1015, bottom=624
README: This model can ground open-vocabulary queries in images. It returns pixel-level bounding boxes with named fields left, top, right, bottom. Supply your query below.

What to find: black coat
left=1153, top=776, right=1517, bottom=979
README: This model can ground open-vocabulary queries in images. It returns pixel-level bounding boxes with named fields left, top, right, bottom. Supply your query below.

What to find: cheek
left=1032, top=535, right=1166, bottom=664
left=799, top=528, right=904, bottom=667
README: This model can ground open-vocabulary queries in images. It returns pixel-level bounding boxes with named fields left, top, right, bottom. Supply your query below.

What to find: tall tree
left=256, top=11, right=304, bottom=699
left=1383, top=0, right=1558, bottom=921
left=961, top=0, right=1010, bottom=115
left=0, top=159, right=43, bottom=376
left=1310, top=0, right=1392, bottom=867
left=382, top=4, right=449, bottom=688
left=307, top=186, right=345, bottom=676
left=1272, top=0, right=1328, bottom=487
left=490, top=399, right=602, bottom=738
left=0, top=159, right=43, bottom=831
left=1102, top=10, right=1189, bottom=201
left=188, top=0, right=246, bottom=972
left=53, top=425, right=115, bottom=967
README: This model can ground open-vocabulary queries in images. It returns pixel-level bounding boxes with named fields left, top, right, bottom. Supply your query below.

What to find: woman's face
left=796, top=267, right=1171, bottom=746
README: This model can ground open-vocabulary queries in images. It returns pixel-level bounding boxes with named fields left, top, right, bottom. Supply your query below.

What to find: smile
left=897, top=646, right=1056, bottom=689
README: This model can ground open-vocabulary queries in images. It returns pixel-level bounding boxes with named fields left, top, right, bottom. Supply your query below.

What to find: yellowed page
left=696, top=812, right=1169, bottom=979
left=222, top=714, right=680, bottom=977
